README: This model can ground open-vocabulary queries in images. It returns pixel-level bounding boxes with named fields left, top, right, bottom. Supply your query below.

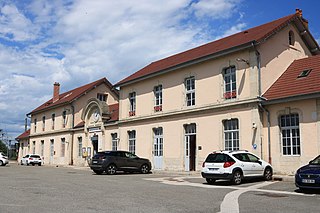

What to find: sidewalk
left=9, top=160, right=295, bottom=182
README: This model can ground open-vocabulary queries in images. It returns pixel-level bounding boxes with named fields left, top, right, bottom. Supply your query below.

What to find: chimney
left=295, top=8, right=308, bottom=29
left=53, top=82, right=60, bottom=103
left=295, top=8, right=302, bottom=17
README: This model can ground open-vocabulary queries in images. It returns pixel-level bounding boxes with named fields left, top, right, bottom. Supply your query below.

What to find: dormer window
left=289, top=30, right=295, bottom=46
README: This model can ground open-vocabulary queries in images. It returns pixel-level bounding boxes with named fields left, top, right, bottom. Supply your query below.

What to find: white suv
left=201, top=150, right=273, bottom=185
left=0, top=152, right=9, bottom=166
left=21, top=154, right=42, bottom=166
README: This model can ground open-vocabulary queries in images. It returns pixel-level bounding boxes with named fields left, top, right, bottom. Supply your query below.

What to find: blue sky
left=0, top=0, right=319, bottom=139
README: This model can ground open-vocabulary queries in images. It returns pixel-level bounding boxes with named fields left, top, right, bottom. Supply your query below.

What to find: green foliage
left=0, top=140, right=7, bottom=153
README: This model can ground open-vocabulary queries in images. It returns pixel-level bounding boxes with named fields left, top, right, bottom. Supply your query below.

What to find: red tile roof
left=116, top=13, right=304, bottom=86
left=30, top=78, right=117, bottom=114
left=263, top=55, right=320, bottom=100
left=16, top=129, right=30, bottom=140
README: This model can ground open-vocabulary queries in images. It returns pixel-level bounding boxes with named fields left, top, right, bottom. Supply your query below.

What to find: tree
left=0, top=140, right=7, bottom=154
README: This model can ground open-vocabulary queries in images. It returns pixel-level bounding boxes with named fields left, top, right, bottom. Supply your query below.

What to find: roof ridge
left=116, top=13, right=301, bottom=86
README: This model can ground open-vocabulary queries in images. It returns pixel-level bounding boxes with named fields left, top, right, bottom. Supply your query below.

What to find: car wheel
left=106, top=164, right=117, bottom=175
left=232, top=170, right=242, bottom=185
left=38, top=163, right=42, bottom=166
left=0, top=160, right=3, bottom=166
left=20, top=160, right=23, bottom=165
left=140, top=164, right=150, bottom=174
left=264, top=167, right=273, bottom=181
left=206, top=178, right=216, bottom=184
left=93, top=170, right=103, bottom=175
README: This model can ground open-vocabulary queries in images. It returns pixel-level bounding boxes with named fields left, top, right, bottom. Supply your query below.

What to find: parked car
left=21, top=154, right=42, bottom=166
left=0, top=152, right=9, bottom=166
left=90, top=150, right=152, bottom=175
left=201, top=150, right=273, bottom=185
left=295, top=155, right=320, bottom=191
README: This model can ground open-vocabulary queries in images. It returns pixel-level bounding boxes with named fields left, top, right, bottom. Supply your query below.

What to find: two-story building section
left=114, top=9, right=319, bottom=172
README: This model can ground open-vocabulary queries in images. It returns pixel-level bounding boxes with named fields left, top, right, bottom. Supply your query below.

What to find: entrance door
left=50, top=139, right=54, bottom=164
left=91, top=135, right=98, bottom=156
left=185, top=124, right=196, bottom=171
left=153, top=128, right=163, bottom=170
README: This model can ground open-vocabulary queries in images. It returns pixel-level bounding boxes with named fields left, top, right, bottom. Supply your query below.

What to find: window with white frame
left=128, top=130, right=136, bottom=154
left=62, top=111, right=67, bottom=128
left=97, top=93, right=107, bottom=102
left=223, top=66, right=237, bottom=99
left=111, top=133, right=118, bottom=151
left=224, top=119, right=239, bottom=150
left=42, top=116, right=45, bottom=131
left=61, top=138, right=65, bottom=157
left=129, top=92, right=136, bottom=116
left=40, top=140, right=44, bottom=156
left=78, top=137, right=82, bottom=157
left=154, top=85, right=162, bottom=112
left=185, top=77, right=195, bottom=106
left=280, top=114, right=300, bottom=155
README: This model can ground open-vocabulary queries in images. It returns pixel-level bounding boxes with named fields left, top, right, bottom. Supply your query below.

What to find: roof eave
left=262, top=92, right=320, bottom=105
left=115, top=41, right=256, bottom=87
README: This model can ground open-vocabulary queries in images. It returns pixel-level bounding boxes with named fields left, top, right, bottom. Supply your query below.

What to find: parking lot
left=1, top=163, right=320, bottom=213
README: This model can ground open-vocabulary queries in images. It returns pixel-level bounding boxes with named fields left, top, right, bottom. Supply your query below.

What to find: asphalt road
left=0, top=163, right=319, bottom=213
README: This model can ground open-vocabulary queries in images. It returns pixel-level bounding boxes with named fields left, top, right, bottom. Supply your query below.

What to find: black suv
left=90, top=151, right=152, bottom=175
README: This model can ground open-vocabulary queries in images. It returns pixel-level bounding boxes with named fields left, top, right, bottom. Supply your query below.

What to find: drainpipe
left=259, top=103, right=272, bottom=164
left=252, top=42, right=262, bottom=97
left=70, top=104, right=75, bottom=165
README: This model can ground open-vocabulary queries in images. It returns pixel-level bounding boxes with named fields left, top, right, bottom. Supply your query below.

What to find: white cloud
left=191, top=0, right=241, bottom=19
left=0, top=0, right=244, bottom=138
left=0, top=4, right=40, bottom=41
left=221, top=22, right=247, bottom=37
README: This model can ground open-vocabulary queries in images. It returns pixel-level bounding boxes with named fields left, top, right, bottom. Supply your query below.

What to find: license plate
left=209, top=168, right=218, bottom=171
left=92, top=160, right=98, bottom=164
left=302, top=179, right=315, bottom=183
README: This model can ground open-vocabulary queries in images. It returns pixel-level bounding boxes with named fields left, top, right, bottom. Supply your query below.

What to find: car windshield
left=310, top=155, right=320, bottom=165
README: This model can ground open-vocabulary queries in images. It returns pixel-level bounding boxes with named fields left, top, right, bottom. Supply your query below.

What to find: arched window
left=289, top=30, right=295, bottom=45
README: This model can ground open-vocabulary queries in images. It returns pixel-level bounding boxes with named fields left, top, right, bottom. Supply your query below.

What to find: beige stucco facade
left=17, top=19, right=319, bottom=175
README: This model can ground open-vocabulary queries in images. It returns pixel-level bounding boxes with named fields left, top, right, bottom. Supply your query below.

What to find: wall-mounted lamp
left=252, top=122, right=257, bottom=129
left=236, top=58, right=249, bottom=65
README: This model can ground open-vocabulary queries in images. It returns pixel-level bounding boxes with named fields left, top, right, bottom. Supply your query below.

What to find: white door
left=50, top=140, right=54, bottom=164
left=153, top=128, right=163, bottom=170
left=184, top=135, right=190, bottom=171
left=184, top=124, right=196, bottom=171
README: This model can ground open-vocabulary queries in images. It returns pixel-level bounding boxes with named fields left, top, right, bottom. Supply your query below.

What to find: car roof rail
left=228, top=150, right=248, bottom=153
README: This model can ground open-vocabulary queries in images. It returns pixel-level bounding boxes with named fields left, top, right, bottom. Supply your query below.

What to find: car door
left=233, top=153, right=254, bottom=176
left=125, top=152, right=140, bottom=170
left=246, top=153, right=264, bottom=176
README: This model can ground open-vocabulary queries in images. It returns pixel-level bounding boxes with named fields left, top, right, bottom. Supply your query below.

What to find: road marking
left=219, top=181, right=274, bottom=213
left=145, top=177, right=315, bottom=213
